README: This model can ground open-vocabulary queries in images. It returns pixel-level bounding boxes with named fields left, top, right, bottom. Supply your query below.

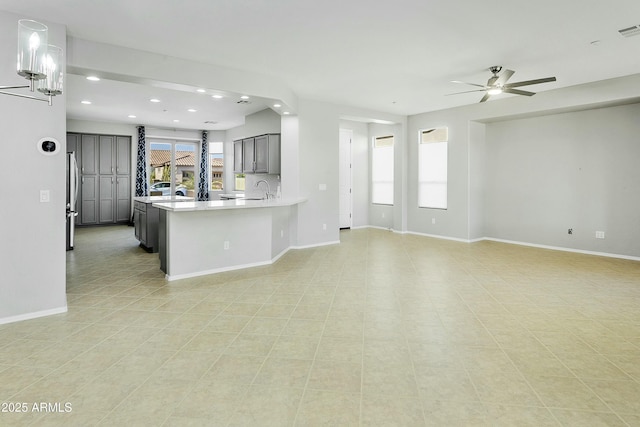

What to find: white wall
left=0, top=12, right=67, bottom=323
left=407, top=74, right=640, bottom=257
left=295, top=99, right=341, bottom=246
left=468, top=120, right=486, bottom=241
left=67, top=119, right=137, bottom=140
left=484, top=103, right=640, bottom=257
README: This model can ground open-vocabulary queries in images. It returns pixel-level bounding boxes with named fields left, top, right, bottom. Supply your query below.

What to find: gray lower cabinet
left=134, top=200, right=160, bottom=252
left=68, top=132, right=131, bottom=226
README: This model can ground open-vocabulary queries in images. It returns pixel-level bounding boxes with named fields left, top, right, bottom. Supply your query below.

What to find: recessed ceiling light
left=240, top=95, right=250, bottom=100
left=86, top=76, right=100, bottom=81
left=273, top=104, right=281, bottom=108
left=81, top=100, right=92, bottom=105
left=128, top=114, right=136, bottom=118
left=283, top=111, right=290, bottom=115
left=150, top=98, right=161, bottom=103
left=173, top=119, right=180, bottom=123
left=212, top=95, right=223, bottom=99
left=196, top=89, right=206, bottom=93
left=187, top=108, right=197, bottom=112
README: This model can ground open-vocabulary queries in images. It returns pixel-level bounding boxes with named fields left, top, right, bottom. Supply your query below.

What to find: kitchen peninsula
left=153, top=197, right=306, bottom=280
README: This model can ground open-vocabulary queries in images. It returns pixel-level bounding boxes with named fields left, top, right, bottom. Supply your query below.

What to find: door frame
left=339, top=128, right=353, bottom=229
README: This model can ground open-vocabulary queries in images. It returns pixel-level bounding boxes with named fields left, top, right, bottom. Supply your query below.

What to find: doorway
left=339, top=129, right=352, bottom=229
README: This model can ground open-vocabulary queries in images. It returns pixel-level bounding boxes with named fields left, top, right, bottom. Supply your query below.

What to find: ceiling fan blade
left=503, top=88, right=535, bottom=96
left=450, top=80, right=487, bottom=89
left=505, top=77, right=556, bottom=88
left=445, top=89, right=487, bottom=96
left=496, top=69, right=515, bottom=85
left=479, top=92, right=491, bottom=103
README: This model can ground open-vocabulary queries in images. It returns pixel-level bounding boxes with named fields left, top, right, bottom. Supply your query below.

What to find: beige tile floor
left=1, top=225, right=640, bottom=426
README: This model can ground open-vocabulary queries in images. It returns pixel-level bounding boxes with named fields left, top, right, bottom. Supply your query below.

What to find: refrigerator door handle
left=72, top=155, right=79, bottom=205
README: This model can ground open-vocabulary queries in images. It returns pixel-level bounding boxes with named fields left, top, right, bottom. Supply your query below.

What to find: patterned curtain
left=197, top=130, right=209, bottom=201
left=135, top=126, right=149, bottom=197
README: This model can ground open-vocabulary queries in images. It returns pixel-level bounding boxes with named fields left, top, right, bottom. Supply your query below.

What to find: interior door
left=339, top=129, right=352, bottom=229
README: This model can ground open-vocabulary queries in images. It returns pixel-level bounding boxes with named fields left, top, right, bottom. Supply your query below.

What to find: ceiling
left=3, top=0, right=640, bottom=130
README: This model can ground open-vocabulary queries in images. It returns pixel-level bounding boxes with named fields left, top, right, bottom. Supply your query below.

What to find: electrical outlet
left=40, top=190, right=50, bottom=203
left=432, top=218, right=436, bottom=224
left=322, top=224, right=327, bottom=231
left=568, top=228, right=573, bottom=235
left=224, top=241, right=230, bottom=250
left=280, top=229, right=284, bottom=238
left=595, top=231, right=605, bottom=239
left=382, top=212, right=385, bottom=219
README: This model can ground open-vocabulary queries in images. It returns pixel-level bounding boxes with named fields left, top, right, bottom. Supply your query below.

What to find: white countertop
left=153, top=197, right=306, bottom=212
left=134, top=195, right=193, bottom=203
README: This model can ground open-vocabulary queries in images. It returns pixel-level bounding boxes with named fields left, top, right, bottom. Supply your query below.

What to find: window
left=148, top=140, right=197, bottom=196
left=372, top=135, right=394, bottom=205
left=209, top=142, right=224, bottom=191
left=418, top=127, right=448, bottom=209
left=235, top=174, right=245, bottom=191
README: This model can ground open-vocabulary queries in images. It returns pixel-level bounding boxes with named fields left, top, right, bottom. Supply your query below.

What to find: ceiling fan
left=448, top=66, right=556, bottom=102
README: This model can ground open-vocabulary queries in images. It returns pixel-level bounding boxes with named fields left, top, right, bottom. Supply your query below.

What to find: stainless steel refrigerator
left=66, top=152, right=78, bottom=250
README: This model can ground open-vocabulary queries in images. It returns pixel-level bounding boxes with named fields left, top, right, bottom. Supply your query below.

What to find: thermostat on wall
left=37, top=137, right=60, bottom=156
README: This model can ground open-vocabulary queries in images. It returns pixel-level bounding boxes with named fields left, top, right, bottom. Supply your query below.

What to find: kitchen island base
left=156, top=199, right=303, bottom=281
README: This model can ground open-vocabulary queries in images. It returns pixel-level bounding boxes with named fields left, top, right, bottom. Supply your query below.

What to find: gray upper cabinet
left=233, top=140, right=243, bottom=173
left=99, top=135, right=115, bottom=175
left=237, top=133, right=280, bottom=174
left=254, top=134, right=280, bottom=174
left=116, top=136, right=131, bottom=175
left=80, top=134, right=98, bottom=175
left=242, top=137, right=255, bottom=173
left=70, top=132, right=131, bottom=226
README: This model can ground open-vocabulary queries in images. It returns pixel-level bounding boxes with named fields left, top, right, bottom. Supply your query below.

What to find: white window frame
left=371, top=135, right=394, bottom=205
left=418, top=127, right=448, bottom=209
left=147, top=138, right=199, bottom=196
left=209, top=141, right=224, bottom=193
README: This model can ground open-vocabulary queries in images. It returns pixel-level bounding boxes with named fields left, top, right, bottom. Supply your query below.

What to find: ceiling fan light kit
left=448, top=66, right=556, bottom=103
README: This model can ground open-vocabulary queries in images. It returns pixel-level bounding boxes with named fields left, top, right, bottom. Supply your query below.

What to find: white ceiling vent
left=619, top=25, right=640, bottom=38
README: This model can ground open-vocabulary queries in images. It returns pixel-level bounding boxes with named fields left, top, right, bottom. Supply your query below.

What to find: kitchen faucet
left=255, top=180, right=271, bottom=199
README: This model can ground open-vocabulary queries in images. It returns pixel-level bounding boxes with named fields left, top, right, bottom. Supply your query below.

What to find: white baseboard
left=482, top=237, right=640, bottom=261
left=346, top=226, right=640, bottom=261
left=404, top=230, right=472, bottom=243
left=0, top=306, right=68, bottom=326
left=166, top=240, right=341, bottom=281
left=166, top=260, right=273, bottom=281
left=290, top=240, right=340, bottom=250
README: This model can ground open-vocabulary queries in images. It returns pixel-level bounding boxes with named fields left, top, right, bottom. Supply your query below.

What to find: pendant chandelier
left=0, top=19, right=63, bottom=106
